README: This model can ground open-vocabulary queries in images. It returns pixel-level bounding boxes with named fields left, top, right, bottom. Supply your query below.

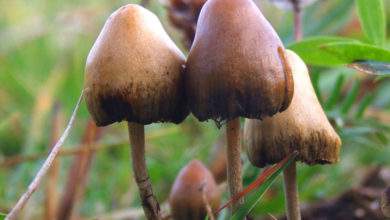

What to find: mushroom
left=84, top=4, right=188, bottom=219
left=185, top=0, right=294, bottom=208
left=169, top=160, right=221, bottom=220
left=244, top=50, right=341, bottom=220
left=208, top=133, right=228, bottom=184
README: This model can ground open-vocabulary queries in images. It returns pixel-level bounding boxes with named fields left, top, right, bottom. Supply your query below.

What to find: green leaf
left=356, top=0, right=386, bottom=46
left=230, top=153, right=297, bottom=220
left=0, top=213, right=5, bottom=220
left=321, top=42, right=390, bottom=63
left=288, top=36, right=359, bottom=66
left=289, top=37, right=390, bottom=66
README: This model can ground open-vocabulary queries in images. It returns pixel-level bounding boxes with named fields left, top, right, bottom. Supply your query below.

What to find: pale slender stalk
left=226, top=118, right=243, bottom=211
left=128, top=122, right=161, bottom=220
left=45, top=104, right=62, bottom=220
left=57, top=120, right=100, bottom=220
left=6, top=91, right=84, bottom=220
left=283, top=161, right=301, bottom=220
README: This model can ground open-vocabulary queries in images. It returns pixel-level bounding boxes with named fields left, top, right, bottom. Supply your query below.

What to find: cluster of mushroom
left=83, top=0, right=341, bottom=219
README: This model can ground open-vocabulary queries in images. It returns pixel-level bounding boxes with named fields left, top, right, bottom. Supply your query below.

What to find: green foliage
left=289, top=37, right=390, bottom=66
left=356, top=0, right=386, bottom=46
left=0, top=213, right=5, bottom=220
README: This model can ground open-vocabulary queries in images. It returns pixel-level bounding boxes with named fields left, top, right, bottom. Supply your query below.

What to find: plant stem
left=128, top=122, right=161, bottom=220
left=5, top=91, right=84, bottom=220
left=57, top=120, right=100, bottom=220
left=45, top=104, right=62, bottom=220
left=226, top=118, right=243, bottom=211
left=283, top=161, right=301, bottom=220
left=291, top=0, right=303, bottom=41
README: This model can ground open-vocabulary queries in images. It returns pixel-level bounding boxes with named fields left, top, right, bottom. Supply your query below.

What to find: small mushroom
left=208, top=133, right=228, bottom=184
left=185, top=0, right=294, bottom=208
left=244, top=50, right=341, bottom=220
left=84, top=4, right=188, bottom=219
left=169, top=160, right=221, bottom=220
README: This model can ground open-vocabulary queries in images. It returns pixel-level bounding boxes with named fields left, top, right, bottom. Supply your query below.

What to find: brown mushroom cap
left=84, top=4, right=188, bottom=126
left=244, top=50, right=341, bottom=167
left=185, top=0, right=294, bottom=124
left=169, top=160, right=221, bottom=220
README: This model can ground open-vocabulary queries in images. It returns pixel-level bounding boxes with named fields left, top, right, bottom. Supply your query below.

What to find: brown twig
left=57, top=120, right=101, bottom=220
left=45, top=103, right=62, bottom=220
left=1, top=126, right=179, bottom=168
left=290, top=0, right=303, bottom=41
left=5, top=91, right=84, bottom=220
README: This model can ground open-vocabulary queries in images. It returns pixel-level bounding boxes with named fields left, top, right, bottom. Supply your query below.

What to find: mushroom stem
left=128, top=122, right=161, bottom=220
left=283, top=160, right=301, bottom=220
left=226, top=118, right=243, bottom=210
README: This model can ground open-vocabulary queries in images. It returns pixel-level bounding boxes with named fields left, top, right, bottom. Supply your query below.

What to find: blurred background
left=0, top=0, right=390, bottom=219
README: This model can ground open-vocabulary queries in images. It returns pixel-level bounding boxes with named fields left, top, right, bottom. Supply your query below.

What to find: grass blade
left=340, top=80, right=360, bottom=115
left=356, top=0, right=386, bottom=46
left=215, top=152, right=298, bottom=219
left=230, top=152, right=298, bottom=220
left=324, top=74, right=345, bottom=110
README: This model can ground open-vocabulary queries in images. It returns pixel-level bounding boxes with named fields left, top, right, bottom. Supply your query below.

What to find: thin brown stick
left=283, top=161, right=301, bottom=220
left=1, top=126, right=179, bottom=168
left=291, top=0, right=303, bottom=41
left=5, top=91, right=84, bottom=220
left=226, top=118, right=243, bottom=211
left=45, top=104, right=62, bottom=220
left=57, top=120, right=101, bottom=220
left=128, top=122, right=161, bottom=220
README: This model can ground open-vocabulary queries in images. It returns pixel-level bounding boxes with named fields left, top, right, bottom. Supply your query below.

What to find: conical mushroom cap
left=244, top=50, right=341, bottom=167
left=169, top=160, right=221, bottom=220
left=84, top=4, right=188, bottom=126
left=185, top=0, right=294, bottom=123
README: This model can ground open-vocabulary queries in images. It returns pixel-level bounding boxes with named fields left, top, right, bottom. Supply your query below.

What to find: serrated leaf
left=356, top=0, right=386, bottom=46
